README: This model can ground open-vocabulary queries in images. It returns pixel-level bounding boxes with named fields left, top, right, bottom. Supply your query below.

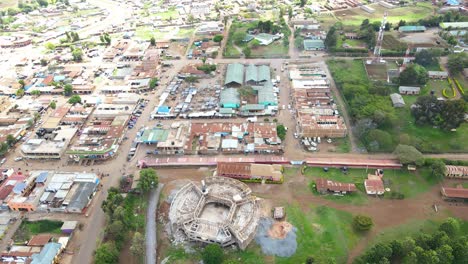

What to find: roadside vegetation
left=94, top=169, right=158, bottom=264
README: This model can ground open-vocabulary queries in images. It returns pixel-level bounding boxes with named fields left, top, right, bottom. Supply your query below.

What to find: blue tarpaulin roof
left=53, top=75, right=66, bottom=82
left=446, top=0, right=459, bottom=5
left=157, top=106, right=170, bottom=114
left=35, top=172, right=48, bottom=183
left=31, top=242, right=62, bottom=264
left=13, top=182, right=26, bottom=194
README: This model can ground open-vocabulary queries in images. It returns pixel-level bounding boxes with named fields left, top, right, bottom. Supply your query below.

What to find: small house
left=399, top=86, right=420, bottom=95
left=303, top=39, right=325, bottom=51
left=315, top=178, right=357, bottom=194
left=398, top=26, right=426, bottom=33
left=273, top=207, right=285, bottom=219
left=390, top=93, right=405, bottom=107
left=61, top=221, right=78, bottom=234
left=445, top=165, right=468, bottom=179
left=441, top=186, right=468, bottom=202
left=428, top=71, right=448, bottom=79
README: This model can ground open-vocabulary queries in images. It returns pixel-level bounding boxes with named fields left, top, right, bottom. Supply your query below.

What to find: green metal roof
left=245, top=64, right=258, bottom=83
left=140, top=129, right=169, bottom=143
left=303, top=39, right=325, bottom=50
left=258, top=65, right=270, bottom=82
left=220, top=88, right=240, bottom=108
left=240, top=104, right=265, bottom=111
left=440, top=22, right=468, bottom=29
left=254, top=82, right=277, bottom=106
left=398, top=26, right=426, bottom=32
left=219, top=108, right=235, bottom=114
left=224, top=63, right=244, bottom=85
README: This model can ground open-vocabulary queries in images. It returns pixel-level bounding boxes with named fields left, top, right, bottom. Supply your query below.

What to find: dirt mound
left=268, top=221, right=293, bottom=239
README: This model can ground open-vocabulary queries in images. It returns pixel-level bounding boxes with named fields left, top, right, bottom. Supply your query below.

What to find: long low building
left=216, top=162, right=283, bottom=182
left=315, top=178, right=356, bottom=194
left=441, top=186, right=468, bottom=202
left=445, top=165, right=468, bottom=179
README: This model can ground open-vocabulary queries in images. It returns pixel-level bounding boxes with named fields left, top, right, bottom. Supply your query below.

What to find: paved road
left=146, top=184, right=164, bottom=264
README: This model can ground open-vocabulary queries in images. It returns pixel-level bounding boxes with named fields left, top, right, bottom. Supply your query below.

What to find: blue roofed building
left=398, top=26, right=426, bottom=33
left=220, top=88, right=241, bottom=108
left=34, top=172, right=49, bottom=186
left=303, top=39, right=325, bottom=51
left=31, top=242, right=62, bottom=264
left=446, top=0, right=459, bottom=6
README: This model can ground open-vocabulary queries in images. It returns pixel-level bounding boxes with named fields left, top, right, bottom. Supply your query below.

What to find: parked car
left=14, top=157, right=23, bottom=162
left=1, top=158, right=6, bottom=164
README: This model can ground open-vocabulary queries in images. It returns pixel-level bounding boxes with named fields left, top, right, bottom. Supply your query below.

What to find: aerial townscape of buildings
left=0, top=0, right=467, bottom=263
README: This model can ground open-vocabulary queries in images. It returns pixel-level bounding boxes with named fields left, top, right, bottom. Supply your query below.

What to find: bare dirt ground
left=156, top=167, right=468, bottom=263
left=268, top=221, right=293, bottom=240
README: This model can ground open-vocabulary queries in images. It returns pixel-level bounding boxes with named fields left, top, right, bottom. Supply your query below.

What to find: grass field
left=303, top=167, right=438, bottom=204
left=327, top=59, right=468, bottom=153
left=0, top=0, right=17, bottom=9
left=365, top=63, right=388, bottom=81
left=154, top=9, right=179, bottom=20
left=319, top=3, right=434, bottom=28
left=250, top=43, right=289, bottom=57
left=381, top=34, right=408, bottom=51
left=13, top=220, right=63, bottom=242
left=276, top=205, right=360, bottom=264
left=336, top=37, right=367, bottom=49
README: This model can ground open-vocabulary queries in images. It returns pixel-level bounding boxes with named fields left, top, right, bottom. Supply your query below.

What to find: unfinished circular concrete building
left=169, top=176, right=261, bottom=250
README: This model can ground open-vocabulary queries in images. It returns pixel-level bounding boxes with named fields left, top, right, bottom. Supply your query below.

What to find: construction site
left=168, top=176, right=262, bottom=250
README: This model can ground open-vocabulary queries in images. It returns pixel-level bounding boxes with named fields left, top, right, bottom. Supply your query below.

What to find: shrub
left=353, top=215, right=373, bottom=231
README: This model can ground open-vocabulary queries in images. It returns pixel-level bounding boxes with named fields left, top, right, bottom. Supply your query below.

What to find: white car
left=0, top=158, right=6, bottom=165
left=294, top=133, right=298, bottom=139
left=14, top=157, right=23, bottom=162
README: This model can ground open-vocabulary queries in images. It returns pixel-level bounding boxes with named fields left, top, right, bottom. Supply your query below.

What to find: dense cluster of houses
left=0, top=169, right=99, bottom=213
left=289, top=66, right=348, bottom=140
left=138, top=121, right=284, bottom=155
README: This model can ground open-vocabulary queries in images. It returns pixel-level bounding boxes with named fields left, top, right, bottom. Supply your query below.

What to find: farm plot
left=381, top=34, right=407, bottom=51
left=364, top=63, right=387, bottom=81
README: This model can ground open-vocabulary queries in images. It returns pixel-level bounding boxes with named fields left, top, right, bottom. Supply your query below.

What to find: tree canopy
left=393, top=144, right=424, bottom=165
left=353, top=215, right=373, bottom=231
left=447, top=53, right=468, bottom=75
left=213, top=35, right=223, bottom=42
left=68, top=95, right=82, bottom=104
left=414, top=50, right=438, bottom=68
left=137, top=168, right=158, bottom=192
left=399, top=64, right=428, bottom=86
left=94, top=242, right=119, bottom=264
left=411, top=95, right=466, bottom=130
left=355, top=218, right=467, bottom=264
left=324, top=26, right=337, bottom=49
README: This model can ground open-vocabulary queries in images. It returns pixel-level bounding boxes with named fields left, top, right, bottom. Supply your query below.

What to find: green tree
left=438, top=217, right=460, bottom=237
left=45, top=42, right=55, bottom=51
left=31, top=90, right=41, bottom=96
left=242, top=47, right=251, bottom=58
left=202, top=244, right=224, bottom=264
left=130, top=232, right=145, bottom=256
left=447, top=52, right=468, bottom=75
left=353, top=215, right=373, bottom=231
left=49, top=101, right=56, bottom=109
left=6, top=134, right=15, bottom=146
left=0, top=142, right=8, bottom=156
left=150, top=36, right=156, bottom=46
left=16, top=89, right=25, bottom=97
left=18, top=80, right=25, bottom=89
left=300, top=0, right=307, bottom=7
left=365, top=129, right=393, bottom=152
left=64, top=84, right=73, bottom=96
left=149, top=78, right=159, bottom=89
left=324, top=26, right=337, bottom=49
left=276, top=124, right=286, bottom=140
left=72, top=48, right=83, bottom=62
left=94, top=242, right=119, bottom=264
left=184, top=76, right=198, bottom=84
left=68, top=95, right=82, bottom=104
left=393, top=144, right=424, bottom=165
left=288, top=6, right=293, bottom=19
left=295, top=36, right=304, bottom=50
left=414, top=49, right=438, bottom=67
left=138, top=168, right=158, bottom=192
left=430, top=159, right=446, bottom=181
left=399, top=64, right=428, bottom=85
left=213, top=35, right=224, bottom=43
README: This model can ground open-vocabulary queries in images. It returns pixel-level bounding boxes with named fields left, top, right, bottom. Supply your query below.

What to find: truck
left=246, top=116, right=257, bottom=122
left=276, top=75, right=281, bottom=83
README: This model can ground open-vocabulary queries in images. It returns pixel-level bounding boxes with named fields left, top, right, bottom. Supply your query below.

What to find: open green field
left=336, top=36, right=367, bottom=49
left=327, top=59, right=468, bottom=153
left=0, top=0, right=17, bottom=9
left=303, top=167, right=438, bottom=204
left=319, top=3, right=434, bottom=29
left=225, top=20, right=289, bottom=58
left=13, top=220, right=63, bottom=242
left=276, top=205, right=360, bottom=264
left=154, top=8, right=179, bottom=20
